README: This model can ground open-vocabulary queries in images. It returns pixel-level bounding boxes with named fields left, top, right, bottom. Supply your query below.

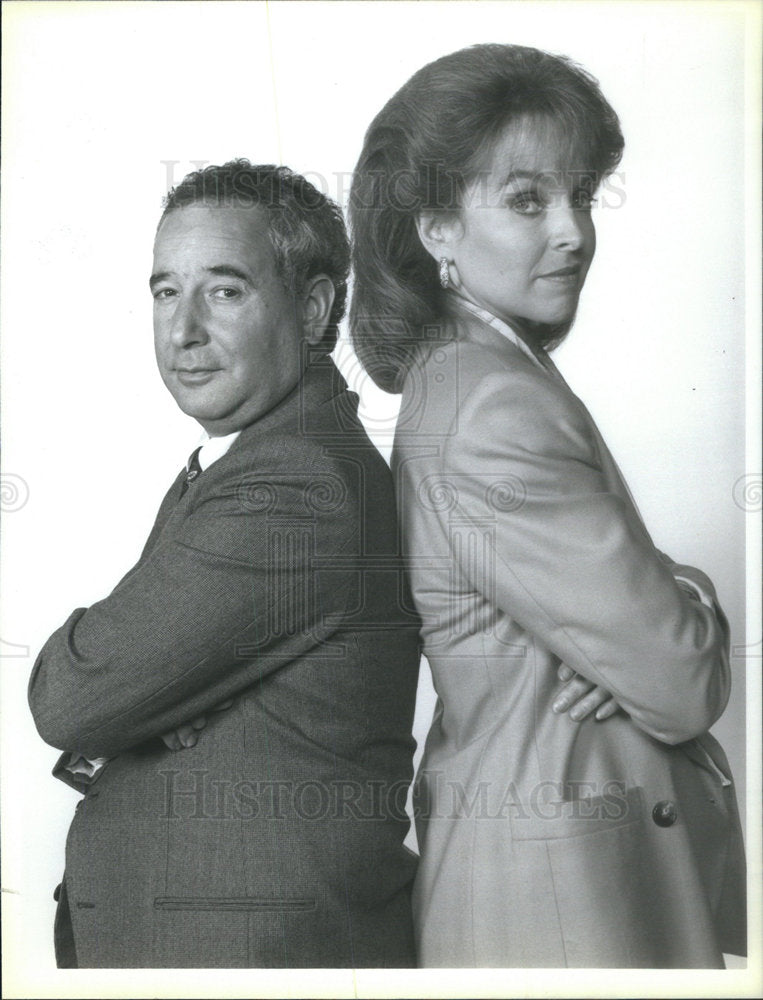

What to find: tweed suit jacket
left=29, top=357, right=421, bottom=968
left=393, top=307, right=746, bottom=968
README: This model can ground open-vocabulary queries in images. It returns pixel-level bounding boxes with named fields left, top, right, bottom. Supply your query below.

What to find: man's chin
left=171, top=395, right=249, bottom=437
left=168, top=379, right=221, bottom=416
left=171, top=393, right=225, bottom=426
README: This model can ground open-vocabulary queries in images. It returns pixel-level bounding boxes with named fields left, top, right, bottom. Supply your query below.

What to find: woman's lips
left=537, top=265, right=581, bottom=286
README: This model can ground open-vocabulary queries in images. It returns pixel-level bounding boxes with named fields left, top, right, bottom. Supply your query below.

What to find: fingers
left=159, top=703, right=232, bottom=752
left=552, top=674, right=592, bottom=714
left=160, top=731, right=183, bottom=751
left=553, top=672, right=620, bottom=722
left=566, top=685, right=612, bottom=722
left=595, top=697, right=619, bottom=721
left=174, top=723, right=198, bottom=748
left=557, top=664, right=575, bottom=683
left=160, top=717, right=207, bottom=751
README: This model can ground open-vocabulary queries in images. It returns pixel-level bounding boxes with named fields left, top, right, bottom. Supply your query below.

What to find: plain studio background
left=1, top=2, right=760, bottom=998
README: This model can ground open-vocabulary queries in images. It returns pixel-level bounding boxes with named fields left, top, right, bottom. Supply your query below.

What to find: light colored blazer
left=393, top=306, right=746, bottom=968
left=29, top=359, right=421, bottom=968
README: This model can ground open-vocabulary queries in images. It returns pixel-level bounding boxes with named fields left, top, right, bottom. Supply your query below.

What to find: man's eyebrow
left=205, top=265, right=252, bottom=284
left=149, top=265, right=253, bottom=291
left=149, top=271, right=172, bottom=290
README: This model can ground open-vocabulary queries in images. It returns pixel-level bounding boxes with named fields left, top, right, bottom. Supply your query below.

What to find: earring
left=439, top=257, right=450, bottom=289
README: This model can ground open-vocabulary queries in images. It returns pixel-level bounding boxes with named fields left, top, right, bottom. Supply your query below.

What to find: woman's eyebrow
left=499, top=169, right=555, bottom=189
left=501, top=170, right=537, bottom=183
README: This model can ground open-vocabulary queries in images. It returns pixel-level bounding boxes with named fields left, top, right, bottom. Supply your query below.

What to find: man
left=28, top=161, right=421, bottom=968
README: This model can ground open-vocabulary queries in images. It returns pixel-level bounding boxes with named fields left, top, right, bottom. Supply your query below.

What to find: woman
left=349, top=44, right=745, bottom=968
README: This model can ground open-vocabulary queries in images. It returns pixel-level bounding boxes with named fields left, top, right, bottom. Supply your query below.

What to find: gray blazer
left=29, top=358, right=421, bottom=968
left=393, top=307, right=745, bottom=967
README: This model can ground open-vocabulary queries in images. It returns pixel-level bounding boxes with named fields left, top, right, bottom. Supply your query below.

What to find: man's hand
left=552, top=665, right=620, bottom=721
left=160, top=699, right=235, bottom=750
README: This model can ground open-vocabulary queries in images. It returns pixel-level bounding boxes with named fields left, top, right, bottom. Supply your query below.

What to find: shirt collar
left=189, top=430, right=242, bottom=472
left=449, top=293, right=554, bottom=374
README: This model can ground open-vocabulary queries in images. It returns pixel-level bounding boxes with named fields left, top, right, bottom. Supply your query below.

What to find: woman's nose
left=547, top=202, right=587, bottom=251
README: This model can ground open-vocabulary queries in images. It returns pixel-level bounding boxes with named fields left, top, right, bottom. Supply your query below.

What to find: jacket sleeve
left=28, top=465, right=357, bottom=758
left=439, top=368, right=730, bottom=745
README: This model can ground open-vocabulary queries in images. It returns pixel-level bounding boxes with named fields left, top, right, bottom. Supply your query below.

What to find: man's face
left=151, top=203, right=306, bottom=436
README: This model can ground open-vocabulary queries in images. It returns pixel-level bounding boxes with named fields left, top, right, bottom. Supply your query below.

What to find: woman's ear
left=301, top=274, right=336, bottom=346
left=415, top=211, right=463, bottom=263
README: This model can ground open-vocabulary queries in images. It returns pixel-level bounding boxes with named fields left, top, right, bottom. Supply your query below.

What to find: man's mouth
left=175, top=368, right=221, bottom=386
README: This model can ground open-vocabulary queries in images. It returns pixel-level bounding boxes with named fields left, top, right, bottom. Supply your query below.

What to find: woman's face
left=447, top=119, right=597, bottom=330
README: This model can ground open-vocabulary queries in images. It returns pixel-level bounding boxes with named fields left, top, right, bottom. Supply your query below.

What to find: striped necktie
left=179, top=446, right=203, bottom=498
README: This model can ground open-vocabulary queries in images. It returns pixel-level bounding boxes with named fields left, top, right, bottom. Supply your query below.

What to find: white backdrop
left=1, top=2, right=760, bottom=998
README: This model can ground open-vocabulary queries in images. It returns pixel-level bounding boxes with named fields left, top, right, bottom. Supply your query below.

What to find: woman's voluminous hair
left=349, top=44, right=624, bottom=391
left=160, top=160, right=350, bottom=349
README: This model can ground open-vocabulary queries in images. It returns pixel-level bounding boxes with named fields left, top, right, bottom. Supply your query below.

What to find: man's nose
left=170, top=292, right=209, bottom=347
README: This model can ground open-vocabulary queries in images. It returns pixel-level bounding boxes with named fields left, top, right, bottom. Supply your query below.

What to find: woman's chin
left=534, top=302, right=579, bottom=325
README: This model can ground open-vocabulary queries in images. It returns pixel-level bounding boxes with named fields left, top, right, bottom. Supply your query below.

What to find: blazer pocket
left=509, top=785, right=644, bottom=841
left=154, top=896, right=316, bottom=912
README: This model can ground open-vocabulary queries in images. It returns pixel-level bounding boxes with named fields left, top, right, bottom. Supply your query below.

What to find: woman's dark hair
left=349, top=44, right=624, bottom=391
left=161, top=160, right=349, bottom=349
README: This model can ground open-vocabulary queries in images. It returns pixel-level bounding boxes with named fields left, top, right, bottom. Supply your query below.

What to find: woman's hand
left=160, top=698, right=235, bottom=750
left=552, top=665, right=620, bottom=721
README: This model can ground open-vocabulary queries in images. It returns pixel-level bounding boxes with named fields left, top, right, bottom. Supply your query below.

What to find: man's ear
left=415, top=211, right=463, bottom=264
left=300, top=274, right=336, bottom=346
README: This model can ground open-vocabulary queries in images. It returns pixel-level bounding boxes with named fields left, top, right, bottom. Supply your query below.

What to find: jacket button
left=652, top=800, right=677, bottom=827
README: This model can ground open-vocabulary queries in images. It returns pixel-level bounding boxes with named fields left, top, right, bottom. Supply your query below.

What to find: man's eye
left=153, top=288, right=177, bottom=300
left=213, top=287, right=241, bottom=299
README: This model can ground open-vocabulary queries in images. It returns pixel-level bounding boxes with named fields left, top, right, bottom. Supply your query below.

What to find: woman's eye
left=510, top=195, right=543, bottom=215
left=572, top=189, right=595, bottom=209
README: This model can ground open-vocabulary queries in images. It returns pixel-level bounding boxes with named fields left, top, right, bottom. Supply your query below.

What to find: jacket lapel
left=453, top=308, right=649, bottom=531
